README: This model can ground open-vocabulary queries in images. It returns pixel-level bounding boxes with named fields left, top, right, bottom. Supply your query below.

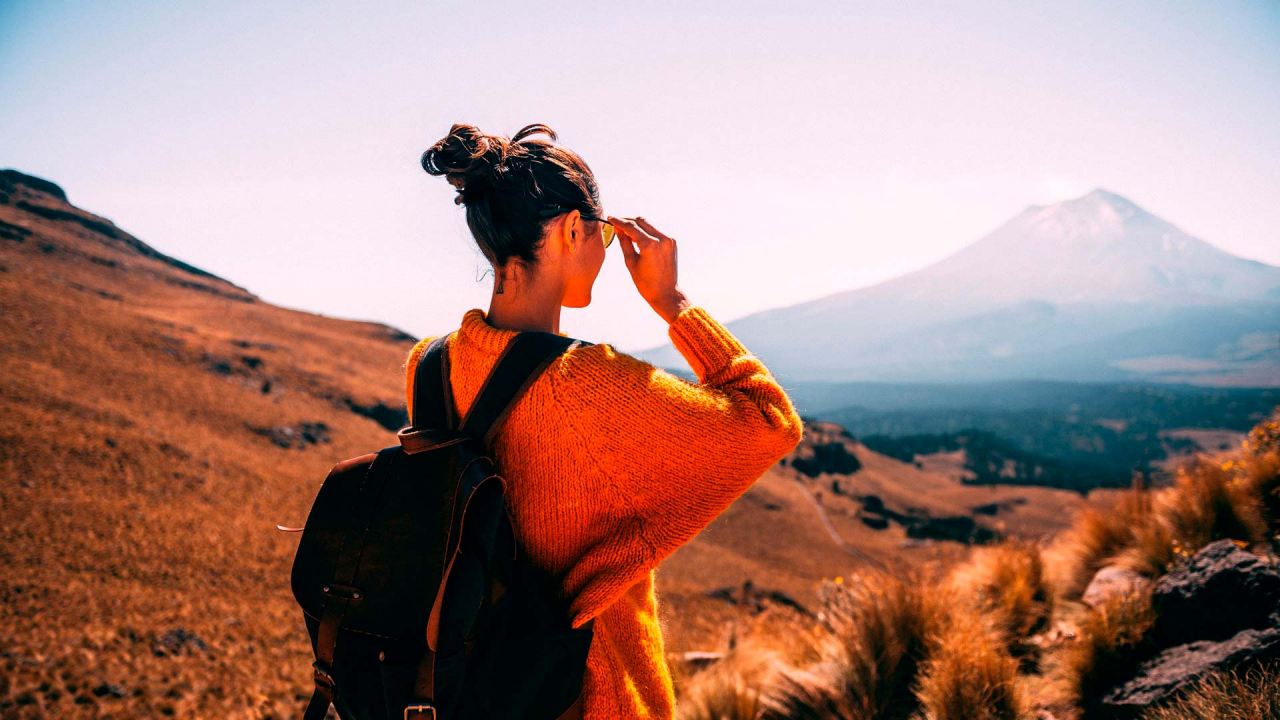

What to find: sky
left=2, top=1, right=1278, bottom=352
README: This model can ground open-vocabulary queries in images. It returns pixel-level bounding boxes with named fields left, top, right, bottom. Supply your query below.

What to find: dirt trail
left=790, top=476, right=889, bottom=571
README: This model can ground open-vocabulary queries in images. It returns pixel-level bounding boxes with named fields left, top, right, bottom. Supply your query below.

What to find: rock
left=152, top=628, right=208, bottom=657
left=343, top=398, right=408, bottom=432
left=1102, top=625, right=1280, bottom=711
left=92, top=682, right=126, bottom=699
left=1152, top=539, right=1280, bottom=646
left=248, top=422, right=332, bottom=449
left=1083, top=566, right=1153, bottom=609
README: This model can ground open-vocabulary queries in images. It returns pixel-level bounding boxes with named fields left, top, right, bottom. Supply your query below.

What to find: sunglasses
left=538, top=205, right=616, bottom=249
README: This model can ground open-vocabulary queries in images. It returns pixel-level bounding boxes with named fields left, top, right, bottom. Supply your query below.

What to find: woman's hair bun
left=421, top=123, right=559, bottom=205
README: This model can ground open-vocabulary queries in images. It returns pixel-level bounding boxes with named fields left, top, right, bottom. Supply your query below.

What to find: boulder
left=1151, top=539, right=1280, bottom=646
left=1102, top=625, right=1280, bottom=712
left=1083, top=566, right=1153, bottom=609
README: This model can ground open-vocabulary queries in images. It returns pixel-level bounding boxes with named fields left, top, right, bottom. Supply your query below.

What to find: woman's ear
left=560, top=209, right=582, bottom=249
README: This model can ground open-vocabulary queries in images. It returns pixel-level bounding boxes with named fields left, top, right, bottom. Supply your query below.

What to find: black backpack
left=284, top=330, right=596, bottom=720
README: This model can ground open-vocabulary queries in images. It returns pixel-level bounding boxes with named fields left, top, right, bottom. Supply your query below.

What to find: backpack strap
left=412, top=333, right=460, bottom=431
left=458, top=331, right=592, bottom=448
left=403, top=329, right=591, bottom=715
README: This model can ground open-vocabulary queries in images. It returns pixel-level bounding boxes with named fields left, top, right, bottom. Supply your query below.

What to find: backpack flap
left=290, top=446, right=459, bottom=641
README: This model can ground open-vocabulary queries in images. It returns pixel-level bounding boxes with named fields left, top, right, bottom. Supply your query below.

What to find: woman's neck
left=485, top=276, right=563, bottom=335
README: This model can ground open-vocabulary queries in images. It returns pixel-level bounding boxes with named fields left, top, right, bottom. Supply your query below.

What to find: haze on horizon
left=2, top=1, right=1278, bottom=352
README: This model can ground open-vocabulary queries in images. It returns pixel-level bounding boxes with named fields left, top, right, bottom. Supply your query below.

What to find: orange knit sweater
left=403, top=304, right=804, bottom=719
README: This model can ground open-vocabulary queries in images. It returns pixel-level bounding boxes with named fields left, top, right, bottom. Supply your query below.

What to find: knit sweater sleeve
left=549, top=304, right=805, bottom=626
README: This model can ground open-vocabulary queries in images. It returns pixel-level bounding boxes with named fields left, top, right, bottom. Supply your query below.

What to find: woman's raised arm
left=547, top=304, right=805, bottom=592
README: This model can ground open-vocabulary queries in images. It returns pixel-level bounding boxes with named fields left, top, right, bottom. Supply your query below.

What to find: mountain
left=636, top=188, right=1280, bottom=386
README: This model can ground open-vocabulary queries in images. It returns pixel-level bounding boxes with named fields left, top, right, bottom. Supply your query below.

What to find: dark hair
left=421, top=123, right=602, bottom=270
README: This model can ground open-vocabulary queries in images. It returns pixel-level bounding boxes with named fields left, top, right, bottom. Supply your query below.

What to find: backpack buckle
left=311, top=660, right=336, bottom=690
left=404, top=704, right=437, bottom=720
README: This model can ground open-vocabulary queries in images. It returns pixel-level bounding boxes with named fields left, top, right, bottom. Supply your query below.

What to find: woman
left=404, top=123, right=805, bottom=719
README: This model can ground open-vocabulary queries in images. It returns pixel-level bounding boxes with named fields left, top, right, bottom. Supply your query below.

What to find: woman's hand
left=609, top=216, right=691, bottom=324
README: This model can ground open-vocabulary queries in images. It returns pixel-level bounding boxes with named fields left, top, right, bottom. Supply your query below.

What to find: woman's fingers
left=609, top=216, right=659, bottom=245
left=634, top=216, right=674, bottom=243
left=616, top=225, right=639, bottom=267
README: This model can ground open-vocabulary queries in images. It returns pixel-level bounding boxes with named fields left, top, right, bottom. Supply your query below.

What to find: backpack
left=284, top=329, right=597, bottom=720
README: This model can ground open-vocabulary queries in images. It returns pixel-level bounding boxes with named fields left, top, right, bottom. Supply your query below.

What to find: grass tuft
left=1137, top=661, right=1280, bottom=720
left=761, top=571, right=945, bottom=720
left=948, top=540, right=1053, bottom=659
left=914, top=609, right=1029, bottom=720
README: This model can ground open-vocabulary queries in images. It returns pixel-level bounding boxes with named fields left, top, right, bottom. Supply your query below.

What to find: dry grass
left=759, top=572, right=945, bottom=720
left=947, top=540, right=1052, bottom=658
left=1137, top=661, right=1280, bottom=720
left=1, top=187, right=421, bottom=717
left=1240, top=413, right=1280, bottom=536
left=1047, top=488, right=1158, bottom=599
left=676, top=636, right=789, bottom=720
left=1062, top=586, right=1156, bottom=713
left=1154, top=455, right=1266, bottom=557
left=914, top=610, right=1028, bottom=720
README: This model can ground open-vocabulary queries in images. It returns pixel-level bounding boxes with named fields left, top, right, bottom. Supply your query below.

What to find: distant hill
left=635, top=188, right=1280, bottom=386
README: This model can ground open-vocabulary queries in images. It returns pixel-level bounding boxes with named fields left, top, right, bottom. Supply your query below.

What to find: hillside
left=634, top=189, right=1280, bottom=386
left=0, top=169, right=425, bottom=716
left=0, top=170, right=1076, bottom=717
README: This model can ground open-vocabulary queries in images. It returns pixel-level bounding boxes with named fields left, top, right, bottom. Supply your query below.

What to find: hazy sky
left=3, top=1, right=1278, bottom=351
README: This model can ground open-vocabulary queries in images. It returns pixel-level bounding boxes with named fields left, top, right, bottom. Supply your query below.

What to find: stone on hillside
left=1083, top=566, right=1152, bottom=609
left=152, top=628, right=208, bottom=657
left=1151, top=539, right=1280, bottom=646
left=248, top=421, right=332, bottom=449
left=1102, top=625, right=1280, bottom=712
